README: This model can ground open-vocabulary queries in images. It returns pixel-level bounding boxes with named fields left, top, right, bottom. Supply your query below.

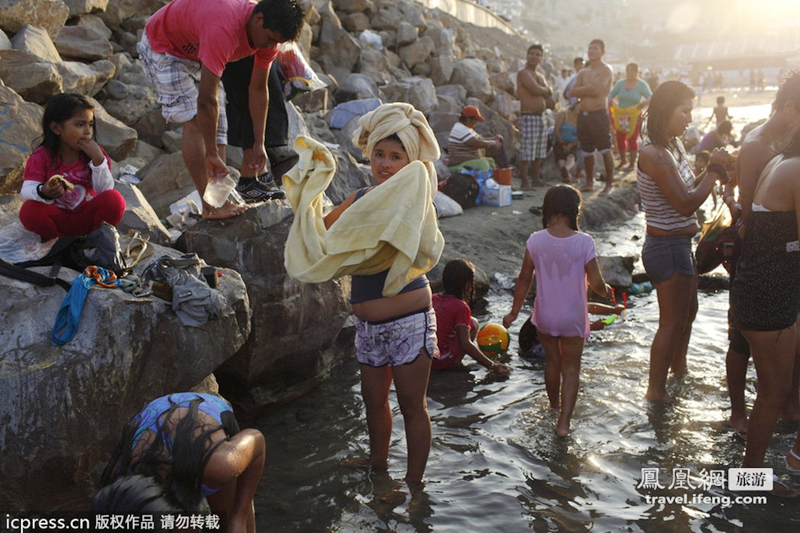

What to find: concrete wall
left=417, top=0, right=519, bottom=36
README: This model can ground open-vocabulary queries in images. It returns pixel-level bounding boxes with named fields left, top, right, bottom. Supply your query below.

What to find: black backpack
left=440, top=173, right=480, bottom=209
left=2, top=223, right=128, bottom=288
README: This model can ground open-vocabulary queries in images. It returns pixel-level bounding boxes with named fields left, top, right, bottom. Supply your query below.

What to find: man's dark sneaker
left=235, top=176, right=285, bottom=203
left=256, top=170, right=283, bottom=188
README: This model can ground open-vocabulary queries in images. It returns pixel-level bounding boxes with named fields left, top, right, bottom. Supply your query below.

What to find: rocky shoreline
left=0, top=0, right=641, bottom=511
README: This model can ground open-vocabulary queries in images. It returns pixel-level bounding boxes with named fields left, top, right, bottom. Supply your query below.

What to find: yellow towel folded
left=353, top=102, right=441, bottom=199
left=284, top=135, right=444, bottom=297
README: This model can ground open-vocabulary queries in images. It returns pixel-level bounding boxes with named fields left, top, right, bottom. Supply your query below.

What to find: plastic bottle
left=203, top=174, right=237, bottom=208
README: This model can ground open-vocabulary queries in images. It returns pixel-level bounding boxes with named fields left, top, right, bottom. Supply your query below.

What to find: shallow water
left=249, top=104, right=800, bottom=532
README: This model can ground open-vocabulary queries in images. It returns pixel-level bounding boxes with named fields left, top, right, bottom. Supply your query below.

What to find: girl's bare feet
left=341, top=457, right=388, bottom=471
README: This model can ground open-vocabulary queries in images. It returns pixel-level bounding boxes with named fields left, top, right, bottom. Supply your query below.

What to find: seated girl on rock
left=19, top=93, right=125, bottom=242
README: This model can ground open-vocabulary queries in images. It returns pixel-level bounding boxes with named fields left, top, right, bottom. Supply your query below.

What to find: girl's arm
left=503, top=249, right=534, bottom=328
left=323, top=189, right=362, bottom=229
left=455, top=324, right=511, bottom=375
left=88, top=148, right=115, bottom=193
left=20, top=180, right=55, bottom=203
left=588, top=302, right=624, bottom=315
left=638, top=144, right=725, bottom=217
left=20, top=150, right=58, bottom=202
left=203, top=428, right=266, bottom=533
left=585, top=257, right=612, bottom=299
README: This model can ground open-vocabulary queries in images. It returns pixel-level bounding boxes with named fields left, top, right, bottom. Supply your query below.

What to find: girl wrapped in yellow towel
left=284, top=102, right=444, bottom=494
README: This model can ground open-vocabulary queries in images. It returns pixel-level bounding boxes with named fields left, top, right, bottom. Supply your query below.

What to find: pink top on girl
left=20, top=145, right=113, bottom=212
left=527, top=229, right=598, bottom=338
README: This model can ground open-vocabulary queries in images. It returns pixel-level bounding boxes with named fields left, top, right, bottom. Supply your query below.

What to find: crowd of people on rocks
left=10, top=0, right=800, bottom=524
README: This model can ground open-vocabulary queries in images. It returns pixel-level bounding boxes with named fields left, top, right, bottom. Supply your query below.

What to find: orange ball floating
left=477, top=322, right=510, bottom=355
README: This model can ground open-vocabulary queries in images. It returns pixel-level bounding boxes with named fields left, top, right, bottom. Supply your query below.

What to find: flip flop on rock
left=787, top=448, right=800, bottom=475
left=123, top=231, right=153, bottom=269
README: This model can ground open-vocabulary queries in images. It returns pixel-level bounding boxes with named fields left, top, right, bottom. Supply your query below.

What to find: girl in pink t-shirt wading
left=503, top=184, right=612, bottom=437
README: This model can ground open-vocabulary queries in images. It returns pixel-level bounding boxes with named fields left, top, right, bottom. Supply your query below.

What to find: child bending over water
left=432, top=258, right=511, bottom=375
left=503, top=184, right=612, bottom=436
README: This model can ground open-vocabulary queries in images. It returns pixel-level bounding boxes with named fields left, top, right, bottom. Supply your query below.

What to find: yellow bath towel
left=284, top=135, right=444, bottom=297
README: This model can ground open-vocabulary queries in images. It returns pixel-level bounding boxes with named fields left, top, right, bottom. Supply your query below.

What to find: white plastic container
left=203, top=174, right=237, bottom=208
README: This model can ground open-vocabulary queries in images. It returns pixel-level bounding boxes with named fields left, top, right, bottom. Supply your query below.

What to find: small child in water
left=503, top=184, right=613, bottom=436
left=432, top=258, right=511, bottom=375
left=707, top=96, right=731, bottom=127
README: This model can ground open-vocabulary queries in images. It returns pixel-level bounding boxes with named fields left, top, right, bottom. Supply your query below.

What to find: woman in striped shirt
left=637, top=81, right=730, bottom=403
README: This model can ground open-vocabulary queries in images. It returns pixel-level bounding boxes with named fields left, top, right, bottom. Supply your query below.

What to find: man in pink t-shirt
left=137, top=0, right=304, bottom=219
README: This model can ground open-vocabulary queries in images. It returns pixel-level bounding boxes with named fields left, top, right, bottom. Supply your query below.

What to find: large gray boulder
left=451, top=58, right=494, bottom=103
left=115, top=180, right=172, bottom=245
left=381, top=76, right=438, bottom=115
left=332, top=0, right=374, bottom=15
left=423, top=25, right=455, bottom=57
left=74, top=13, right=113, bottom=40
left=176, top=204, right=354, bottom=412
left=341, top=12, right=369, bottom=33
left=54, top=24, right=113, bottom=61
left=426, top=53, right=454, bottom=86
left=396, top=21, right=418, bottom=46
left=10, top=24, right=62, bottom=63
left=0, top=49, right=63, bottom=104
left=56, top=58, right=115, bottom=96
left=0, top=0, right=70, bottom=40
left=370, top=5, right=404, bottom=31
left=0, top=83, right=42, bottom=195
left=136, top=152, right=194, bottom=218
left=99, top=60, right=160, bottom=126
left=64, top=0, right=109, bottom=16
left=356, top=47, right=391, bottom=86
left=333, top=73, right=382, bottom=103
left=398, top=35, right=434, bottom=70
left=597, top=255, right=635, bottom=288
left=316, top=19, right=361, bottom=73
left=403, top=5, right=427, bottom=30
left=0, top=250, right=251, bottom=511
left=89, top=96, right=138, bottom=161
left=0, top=29, right=11, bottom=50
left=98, top=0, right=168, bottom=29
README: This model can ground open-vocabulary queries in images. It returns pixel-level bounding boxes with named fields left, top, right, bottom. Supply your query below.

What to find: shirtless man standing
left=724, top=70, right=800, bottom=439
left=516, top=44, right=552, bottom=189
left=569, top=39, right=614, bottom=195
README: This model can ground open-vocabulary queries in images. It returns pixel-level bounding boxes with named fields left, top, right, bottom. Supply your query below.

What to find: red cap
left=461, top=105, right=485, bottom=121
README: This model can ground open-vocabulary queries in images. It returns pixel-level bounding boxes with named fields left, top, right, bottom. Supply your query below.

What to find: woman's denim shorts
left=642, top=234, right=696, bottom=285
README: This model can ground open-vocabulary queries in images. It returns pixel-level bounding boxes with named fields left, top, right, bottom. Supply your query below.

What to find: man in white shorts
left=137, top=0, right=304, bottom=218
